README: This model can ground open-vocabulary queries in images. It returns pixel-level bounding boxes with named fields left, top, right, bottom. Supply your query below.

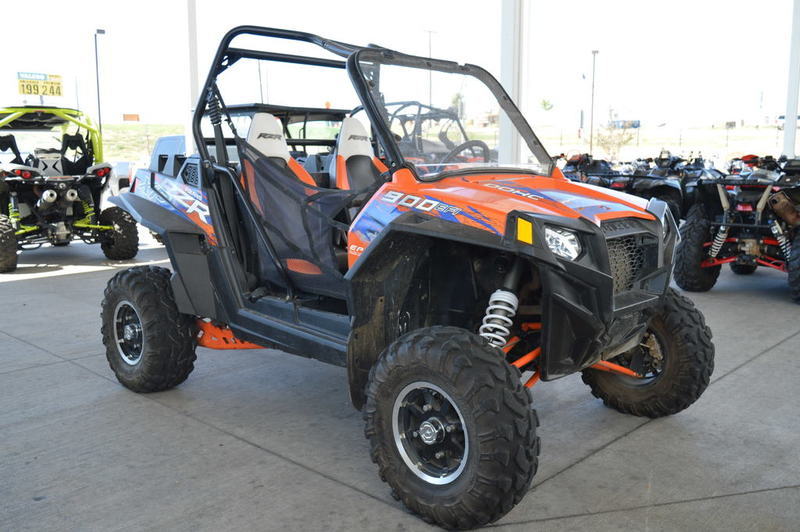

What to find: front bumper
left=506, top=200, right=678, bottom=380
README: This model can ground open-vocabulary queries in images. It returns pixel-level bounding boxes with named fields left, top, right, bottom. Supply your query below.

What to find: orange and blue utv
left=100, top=26, right=714, bottom=529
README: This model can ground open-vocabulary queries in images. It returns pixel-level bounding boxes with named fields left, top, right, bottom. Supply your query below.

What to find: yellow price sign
left=17, top=73, right=63, bottom=97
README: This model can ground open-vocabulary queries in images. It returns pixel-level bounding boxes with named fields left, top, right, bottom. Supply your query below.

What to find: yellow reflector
left=517, top=218, right=533, bottom=244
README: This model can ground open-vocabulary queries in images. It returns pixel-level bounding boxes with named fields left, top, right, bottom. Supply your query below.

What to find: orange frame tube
left=589, top=360, right=642, bottom=378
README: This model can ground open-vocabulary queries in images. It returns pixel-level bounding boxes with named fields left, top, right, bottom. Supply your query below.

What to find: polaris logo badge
left=483, top=182, right=541, bottom=200
left=257, top=132, right=283, bottom=140
left=348, top=134, right=369, bottom=141
left=381, top=191, right=461, bottom=215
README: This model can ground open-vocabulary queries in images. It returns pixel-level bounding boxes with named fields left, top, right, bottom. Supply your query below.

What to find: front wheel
left=364, top=326, right=539, bottom=529
left=652, top=189, right=682, bottom=222
left=582, top=288, right=714, bottom=418
left=0, top=214, right=18, bottom=273
left=99, top=206, right=139, bottom=260
left=101, top=266, right=197, bottom=392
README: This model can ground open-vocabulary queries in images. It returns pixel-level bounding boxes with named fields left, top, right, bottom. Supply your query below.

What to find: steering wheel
left=440, top=140, right=491, bottom=164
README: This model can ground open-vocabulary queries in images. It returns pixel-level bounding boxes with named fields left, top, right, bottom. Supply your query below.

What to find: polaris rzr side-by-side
left=0, top=106, right=138, bottom=272
left=101, top=27, right=714, bottom=529
left=675, top=155, right=800, bottom=301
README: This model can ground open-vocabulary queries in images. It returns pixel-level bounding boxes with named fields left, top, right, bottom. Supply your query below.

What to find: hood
left=405, top=172, right=655, bottom=231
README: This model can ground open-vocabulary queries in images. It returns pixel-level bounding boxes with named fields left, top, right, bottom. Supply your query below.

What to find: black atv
left=562, top=151, right=722, bottom=221
left=560, top=153, right=620, bottom=187
left=0, top=107, right=138, bottom=272
left=675, top=155, right=800, bottom=301
left=100, top=26, right=714, bottom=529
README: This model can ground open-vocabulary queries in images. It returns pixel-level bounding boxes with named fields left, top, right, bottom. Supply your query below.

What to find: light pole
left=589, top=50, right=598, bottom=155
left=94, top=29, right=106, bottom=135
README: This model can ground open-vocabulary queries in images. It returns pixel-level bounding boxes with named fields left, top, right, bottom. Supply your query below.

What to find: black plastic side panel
left=110, top=193, right=204, bottom=236
left=110, top=192, right=218, bottom=318
left=169, top=233, right=216, bottom=318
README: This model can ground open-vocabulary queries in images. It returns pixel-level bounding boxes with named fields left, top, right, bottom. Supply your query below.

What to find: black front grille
left=606, top=235, right=645, bottom=293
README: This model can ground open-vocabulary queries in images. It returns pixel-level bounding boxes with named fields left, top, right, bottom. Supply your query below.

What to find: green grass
left=102, top=124, right=184, bottom=162
left=535, top=124, right=788, bottom=163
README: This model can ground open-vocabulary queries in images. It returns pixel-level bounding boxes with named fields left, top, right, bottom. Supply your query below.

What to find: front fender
left=630, top=177, right=682, bottom=193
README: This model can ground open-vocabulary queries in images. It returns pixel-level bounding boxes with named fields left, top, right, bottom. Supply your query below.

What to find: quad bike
left=560, top=151, right=686, bottom=219
left=0, top=106, right=138, bottom=272
left=675, top=155, right=800, bottom=301
left=559, top=153, right=619, bottom=186
left=100, top=27, right=714, bottom=529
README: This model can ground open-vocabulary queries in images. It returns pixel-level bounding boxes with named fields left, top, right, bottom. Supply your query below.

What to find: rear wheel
left=0, top=214, right=18, bottom=273
left=364, top=326, right=539, bottom=529
left=99, top=206, right=139, bottom=260
left=730, top=263, right=757, bottom=275
left=582, top=288, right=714, bottom=417
left=101, top=266, right=197, bottom=392
left=674, top=204, right=720, bottom=291
left=788, top=234, right=800, bottom=303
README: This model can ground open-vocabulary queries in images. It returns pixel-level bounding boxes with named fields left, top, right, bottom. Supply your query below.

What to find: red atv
left=676, top=155, right=800, bottom=301
left=101, top=27, right=714, bottom=529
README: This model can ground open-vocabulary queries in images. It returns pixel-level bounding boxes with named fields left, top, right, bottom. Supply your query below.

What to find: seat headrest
left=62, top=134, right=87, bottom=152
left=336, top=117, right=374, bottom=159
left=247, top=113, right=289, bottom=161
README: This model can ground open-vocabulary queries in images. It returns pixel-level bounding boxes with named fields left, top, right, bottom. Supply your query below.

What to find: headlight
left=545, top=226, right=581, bottom=260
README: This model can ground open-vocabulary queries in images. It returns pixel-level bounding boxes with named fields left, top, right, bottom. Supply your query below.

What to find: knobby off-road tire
left=674, top=204, right=720, bottom=292
left=99, top=206, right=139, bottom=260
left=582, top=288, right=714, bottom=418
left=788, top=233, right=800, bottom=303
left=653, top=189, right=682, bottom=222
left=364, top=326, right=539, bottom=530
left=0, top=214, right=18, bottom=273
left=101, top=266, right=197, bottom=392
left=730, top=263, right=757, bottom=275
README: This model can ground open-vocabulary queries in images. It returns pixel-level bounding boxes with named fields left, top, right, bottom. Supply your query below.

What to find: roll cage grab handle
left=191, top=25, right=554, bottom=176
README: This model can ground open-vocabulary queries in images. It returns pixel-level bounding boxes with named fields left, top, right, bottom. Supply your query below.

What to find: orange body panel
left=347, top=168, right=655, bottom=267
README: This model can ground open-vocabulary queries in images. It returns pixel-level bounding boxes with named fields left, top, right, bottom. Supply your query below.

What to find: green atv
left=0, top=106, right=138, bottom=272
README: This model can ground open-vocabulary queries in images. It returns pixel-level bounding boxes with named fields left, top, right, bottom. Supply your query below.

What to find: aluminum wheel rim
left=113, top=300, right=144, bottom=366
left=392, top=381, right=469, bottom=485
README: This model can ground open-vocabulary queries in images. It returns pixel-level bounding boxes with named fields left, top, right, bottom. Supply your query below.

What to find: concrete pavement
left=1, top=237, right=799, bottom=531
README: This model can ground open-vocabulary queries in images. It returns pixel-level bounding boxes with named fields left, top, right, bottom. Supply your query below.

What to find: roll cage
left=191, top=25, right=553, bottom=178
left=0, top=106, right=103, bottom=162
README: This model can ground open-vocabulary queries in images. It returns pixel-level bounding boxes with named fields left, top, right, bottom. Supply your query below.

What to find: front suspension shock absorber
left=770, top=220, right=792, bottom=260
left=479, top=290, right=519, bottom=348
left=479, top=257, right=524, bottom=349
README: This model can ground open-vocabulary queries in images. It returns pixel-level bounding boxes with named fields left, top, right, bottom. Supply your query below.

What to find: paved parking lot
left=2, top=235, right=799, bottom=531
